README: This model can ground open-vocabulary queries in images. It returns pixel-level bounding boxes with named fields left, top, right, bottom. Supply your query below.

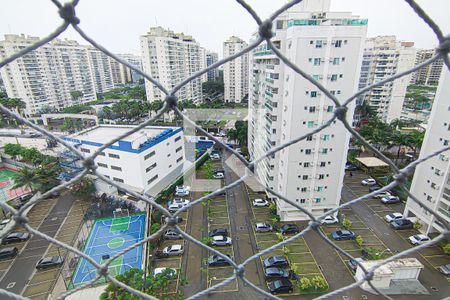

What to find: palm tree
left=12, top=167, right=37, bottom=193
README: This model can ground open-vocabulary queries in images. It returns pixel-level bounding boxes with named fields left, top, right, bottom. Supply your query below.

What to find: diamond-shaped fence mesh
left=0, top=0, right=449, bottom=299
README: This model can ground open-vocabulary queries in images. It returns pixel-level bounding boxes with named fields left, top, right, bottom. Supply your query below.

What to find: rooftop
left=360, top=258, right=424, bottom=276
left=356, top=157, right=389, bottom=168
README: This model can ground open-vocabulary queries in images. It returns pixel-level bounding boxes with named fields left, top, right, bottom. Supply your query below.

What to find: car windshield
left=273, top=281, right=283, bottom=288
left=336, top=230, right=343, bottom=235
left=41, top=257, right=53, bottom=263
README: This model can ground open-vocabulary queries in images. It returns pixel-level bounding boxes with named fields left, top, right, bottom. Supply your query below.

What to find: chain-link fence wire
left=0, top=0, right=449, bottom=299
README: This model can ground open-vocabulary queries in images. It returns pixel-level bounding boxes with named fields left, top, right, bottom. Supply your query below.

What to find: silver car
left=209, top=235, right=232, bottom=246
left=162, top=245, right=184, bottom=256
left=255, top=222, right=273, bottom=232
left=163, top=230, right=182, bottom=240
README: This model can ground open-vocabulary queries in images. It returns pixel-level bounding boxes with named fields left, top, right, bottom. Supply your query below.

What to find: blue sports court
left=71, top=214, right=146, bottom=287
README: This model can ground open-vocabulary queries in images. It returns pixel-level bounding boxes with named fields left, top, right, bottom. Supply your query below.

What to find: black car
left=369, top=185, right=382, bottom=192
left=209, top=228, right=228, bottom=237
left=207, top=254, right=231, bottom=267
left=263, top=256, right=289, bottom=268
left=345, top=164, right=359, bottom=171
left=36, top=256, right=64, bottom=269
left=264, top=267, right=290, bottom=279
left=267, top=278, right=293, bottom=294
left=280, top=224, right=300, bottom=235
left=390, top=218, right=413, bottom=230
left=2, top=232, right=30, bottom=244
left=347, top=258, right=364, bottom=272
left=18, top=193, right=33, bottom=203
left=0, top=247, right=18, bottom=260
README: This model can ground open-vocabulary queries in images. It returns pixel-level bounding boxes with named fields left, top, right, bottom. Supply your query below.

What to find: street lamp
left=376, top=248, right=391, bottom=258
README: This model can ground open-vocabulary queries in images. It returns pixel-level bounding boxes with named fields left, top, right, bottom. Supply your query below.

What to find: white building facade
left=0, top=34, right=115, bottom=115
left=403, top=69, right=450, bottom=234
left=411, top=48, right=444, bottom=86
left=140, top=27, right=203, bottom=104
left=64, top=125, right=186, bottom=194
left=223, top=36, right=249, bottom=103
left=117, top=53, right=143, bottom=83
left=358, top=36, right=416, bottom=123
left=248, top=0, right=367, bottom=221
left=206, top=51, right=219, bottom=81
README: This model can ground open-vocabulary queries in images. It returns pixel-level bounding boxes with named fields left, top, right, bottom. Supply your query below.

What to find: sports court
left=71, top=213, right=146, bottom=287
left=0, top=168, right=31, bottom=202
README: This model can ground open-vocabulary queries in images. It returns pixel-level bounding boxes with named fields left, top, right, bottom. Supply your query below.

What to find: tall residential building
left=206, top=51, right=219, bottom=81
left=140, top=27, right=203, bottom=104
left=109, top=57, right=132, bottom=85
left=248, top=0, right=367, bottom=221
left=358, top=36, right=416, bottom=123
left=118, top=54, right=143, bottom=83
left=0, top=34, right=115, bottom=115
left=223, top=36, right=249, bottom=103
left=403, top=69, right=450, bottom=234
left=411, top=49, right=444, bottom=85
left=199, top=47, right=208, bottom=83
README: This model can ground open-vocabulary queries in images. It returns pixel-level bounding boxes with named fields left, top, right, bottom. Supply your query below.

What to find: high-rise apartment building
left=206, top=51, right=219, bottom=81
left=248, top=0, right=367, bottom=221
left=403, top=69, right=450, bottom=234
left=140, top=27, right=203, bottom=104
left=117, top=54, right=143, bottom=83
left=223, top=36, right=248, bottom=103
left=358, top=36, right=416, bottom=123
left=411, top=49, right=444, bottom=85
left=109, top=57, right=132, bottom=86
left=0, top=34, right=116, bottom=115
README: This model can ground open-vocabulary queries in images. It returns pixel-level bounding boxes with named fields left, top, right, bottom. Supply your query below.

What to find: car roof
left=390, top=212, right=402, bottom=216
left=256, top=222, right=269, bottom=226
left=415, top=234, right=428, bottom=239
left=0, top=247, right=16, bottom=252
left=213, top=235, right=226, bottom=240
left=169, top=245, right=182, bottom=250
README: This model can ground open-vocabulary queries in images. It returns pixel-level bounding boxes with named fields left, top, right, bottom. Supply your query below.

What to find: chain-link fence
left=1, top=0, right=449, bottom=299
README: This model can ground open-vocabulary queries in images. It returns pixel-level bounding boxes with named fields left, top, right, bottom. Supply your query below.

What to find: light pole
left=376, top=248, right=391, bottom=258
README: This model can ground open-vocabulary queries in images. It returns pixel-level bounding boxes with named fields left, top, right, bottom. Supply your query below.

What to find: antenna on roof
left=155, top=16, right=158, bottom=26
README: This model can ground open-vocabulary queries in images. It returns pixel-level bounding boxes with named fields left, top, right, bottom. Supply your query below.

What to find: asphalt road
left=0, top=194, right=75, bottom=294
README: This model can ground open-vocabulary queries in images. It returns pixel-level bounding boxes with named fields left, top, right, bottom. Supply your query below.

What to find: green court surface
left=100, top=255, right=124, bottom=277
left=111, top=216, right=130, bottom=232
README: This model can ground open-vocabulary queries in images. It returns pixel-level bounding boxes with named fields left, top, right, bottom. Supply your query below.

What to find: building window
left=322, top=134, right=330, bottom=141
left=315, top=198, right=321, bottom=203
left=313, top=58, right=321, bottom=66
left=426, top=195, right=432, bottom=202
left=300, top=199, right=306, bottom=204
left=306, top=136, right=313, bottom=141
left=113, top=177, right=124, bottom=183
left=335, top=40, right=342, bottom=48
left=176, top=146, right=183, bottom=153
left=147, top=174, right=158, bottom=185
left=146, top=163, right=157, bottom=173
left=315, top=40, right=323, bottom=48
left=99, top=152, right=105, bottom=156
left=301, top=187, right=307, bottom=192
left=80, top=148, right=90, bottom=153
left=175, top=136, right=181, bottom=142
left=302, top=175, right=309, bottom=180
left=309, top=106, right=316, bottom=113
left=97, top=162, right=108, bottom=168
left=327, top=106, right=333, bottom=112
left=144, top=151, right=156, bottom=160
left=109, top=153, right=120, bottom=159
left=176, top=156, right=183, bottom=163
left=320, top=161, right=326, bottom=167
left=311, top=91, right=317, bottom=98
left=111, top=165, right=122, bottom=171
left=318, top=174, right=325, bottom=179
left=321, top=148, right=328, bottom=154
left=307, top=121, right=315, bottom=128
left=305, top=149, right=312, bottom=155
left=330, top=74, right=338, bottom=81
left=317, top=186, right=324, bottom=192
left=304, top=162, right=310, bottom=167
left=332, top=58, right=340, bottom=65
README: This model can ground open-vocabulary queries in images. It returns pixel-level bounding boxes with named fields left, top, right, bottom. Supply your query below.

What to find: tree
left=311, top=276, right=328, bottom=290
left=35, top=164, right=61, bottom=192
left=202, top=80, right=224, bottom=95
left=20, top=147, right=42, bottom=164
left=355, top=235, right=364, bottom=247
left=72, top=178, right=96, bottom=200
left=4, top=144, right=24, bottom=158
left=342, top=218, right=352, bottom=230
left=12, top=167, right=37, bottom=192
left=299, top=277, right=312, bottom=290
left=70, top=90, right=83, bottom=104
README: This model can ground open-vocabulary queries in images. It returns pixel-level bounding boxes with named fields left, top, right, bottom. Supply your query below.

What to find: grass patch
left=292, top=263, right=321, bottom=274
left=287, top=244, right=308, bottom=253
left=255, top=233, right=278, bottom=242
left=288, top=252, right=314, bottom=264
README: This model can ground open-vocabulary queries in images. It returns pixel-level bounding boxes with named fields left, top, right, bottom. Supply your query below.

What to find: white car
left=210, top=153, right=221, bottom=160
left=213, top=172, right=224, bottom=179
left=255, top=223, right=273, bottom=232
left=361, top=178, right=377, bottom=186
left=168, top=203, right=185, bottom=212
left=153, top=267, right=177, bottom=277
left=384, top=212, right=403, bottom=223
left=408, top=234, right=431, bottom=245
left=162, top=245, right=184, bottom=256
left=321, top=215, right=339, bottom=225
left=374, top=191, right=392, bottom=199
left=0, top=219, right=11, bottom=229
left=209, top=235, right=232, bottom=246
left=253, top=198, right=270, bottom=207
left=171, top=198, right=190, bottom=206
left=175, top=186, right=190, bottom=197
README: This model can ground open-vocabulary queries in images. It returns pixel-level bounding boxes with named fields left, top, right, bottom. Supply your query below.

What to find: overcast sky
left=1, top=0, right=448, bottom=57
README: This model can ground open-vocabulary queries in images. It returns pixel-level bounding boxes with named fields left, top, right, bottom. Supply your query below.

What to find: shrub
left=283, top=246, right=290, bottom=255
left=311, top=276, right=328, bottom=290
left=150, top=223, right=161, bottom=234
left=443, top=243, right=450, bottom=255
left=299, top=277, right=312, bottom=290
left=276, top=232, right=284, bottom=242
left=413, top=221, right=422, bottom=230
left=355, top=235, right=364, bottom=247
left=342, top=218, right=352, bottom=230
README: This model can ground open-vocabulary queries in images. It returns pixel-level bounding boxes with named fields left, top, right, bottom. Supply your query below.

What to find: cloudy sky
left=1, top=0, right=448, bottom=57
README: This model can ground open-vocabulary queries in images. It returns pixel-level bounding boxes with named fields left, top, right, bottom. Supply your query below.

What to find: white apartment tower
left=109, top=57, right=132, bottom=85
left=0, top=34, right=117, bottom=115
left=411, top=49, right=444, bottom=85
left=206, top=51, right=219, bottom=81
left=140, top=27, right=203, bottom=104
left=358, top=36, right=416, bottom=123
left=248, top=0, right=367, bottom=221
left=223, top=36, right=249, bottom=103
left=117, top=54, right=143, bottom=83
left=403, top=69, right=450, bottom=234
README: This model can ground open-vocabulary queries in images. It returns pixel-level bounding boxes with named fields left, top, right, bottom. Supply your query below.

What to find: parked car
left=209, top=228, right=228, bottom=237
left=0, top=247, right=18, bottom=260
left=390, top=219, right=413, bottom=230
left=253, top=198, right=270, bottom=207
left=153, top=267, right=177, bottom=277
left=214, top=168, right=224, bottom=174
left=345, top=164, right=358, bottom=171
left=321, top=215, right=339, bottom=225
left=163, top=230, right=182, bottom=240
left=36, top=256, right=64, bottom=269
left=162, top=245, right=184, bottom=256
left=168, top=203, right=184, bottom=213
left=264, top=267, right=290, bottom=279
left=0, top=219, right=11, bottom=229
left=255, top=222, right=273, bottom=232
left=208, top=254, right=231, bottom=267
left=171, top=198, right=190, bottom=206
left=384, top=212, right=403, bottom=223
left=210, top=153, right=221, bottom=160
left=347, top=257, right=364, bottom=272
left=331, top=230, right=356, bottom=241
left=18, top=193, right=33, bottom=203
left=381, top=195, right=401, bottom=204
left=175, top=186, right=190, bottom=196
left=263, top=256, right=289, bottom=268
left=361, top=178, right=377, bottom=186
left=438, top=264, right=450, bottom=276
left=280, top=224, right=300, bottom=235
left=213, top=172, right=224, bottom=179
left=374, top=191, right=392, bottom=199
left=408, top=234, right=431, bottom=245
left=209, top=235, right=232, bottom=246
left=2, top=232, right=30, bottom=244
left=369, top=185, right=382, bottom=192
left=267, top=278, right=293, bottom=294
